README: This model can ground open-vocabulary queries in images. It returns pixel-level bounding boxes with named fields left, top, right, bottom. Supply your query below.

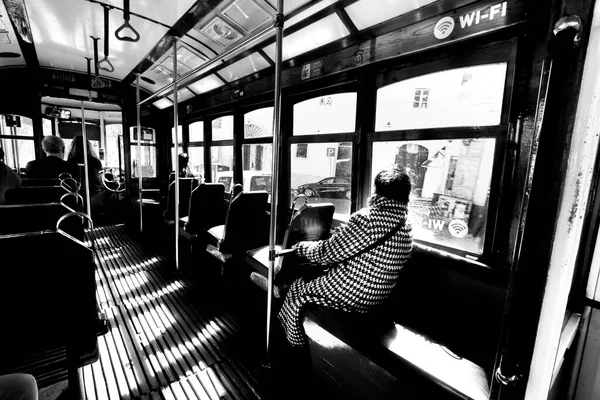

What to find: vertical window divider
left=356, top=71, right=376, bottom=212
left=234, top=109, right=244, bottom=186
left=204, top=119, right=213, bottom=182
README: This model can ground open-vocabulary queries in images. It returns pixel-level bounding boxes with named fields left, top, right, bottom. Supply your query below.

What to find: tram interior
left=3, top=0, right=600, bottom=399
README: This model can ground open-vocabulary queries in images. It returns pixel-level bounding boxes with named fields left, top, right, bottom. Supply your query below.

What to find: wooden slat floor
left=82, top=224, right=270, bottom=400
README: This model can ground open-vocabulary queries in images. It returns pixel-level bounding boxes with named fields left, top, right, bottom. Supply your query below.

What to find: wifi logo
left=448, top=220, right=469, bottom=238
left=434, top=16, right=455, bottom=40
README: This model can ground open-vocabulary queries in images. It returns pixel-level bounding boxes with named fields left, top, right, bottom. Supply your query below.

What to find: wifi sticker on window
left=448, top=220, right=469, bottom=238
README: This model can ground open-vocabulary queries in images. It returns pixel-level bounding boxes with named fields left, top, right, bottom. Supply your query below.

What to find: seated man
left=0, top=148, right=21, bottom=205
left=25, top=136, right=73, bottom=179
left=277, top=167, right=414, bottom=349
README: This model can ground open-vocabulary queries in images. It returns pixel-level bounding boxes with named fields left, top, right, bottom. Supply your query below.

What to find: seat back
left=186, top=183, right=226, bottom=234
left=0, top=231, right=97, bottom=366
left=220, top=191, right=269, bottom=252
left=4, top=186, right=68, bottom=205
left=274, top=201, right=335, bottom=281
left=164, top=178, right=198, bottom=220
left=21, top=178, right=61, bottom=187
left=0, top=203, right=81, bottom=236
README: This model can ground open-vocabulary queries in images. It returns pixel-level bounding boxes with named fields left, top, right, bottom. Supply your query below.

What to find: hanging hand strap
left=98, top=5, right=115, bottom=72
left=115, top=0, right=140, bottom=42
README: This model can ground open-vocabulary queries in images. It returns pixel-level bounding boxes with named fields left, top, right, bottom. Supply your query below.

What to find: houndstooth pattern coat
left=277, top=195, right=413, bottom=347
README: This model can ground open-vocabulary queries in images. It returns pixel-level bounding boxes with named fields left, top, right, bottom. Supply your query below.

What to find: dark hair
left=374, top=166, right=412, bottom=203
left=178, top=153, right=189, bottom=168
left=67, top=136, right=98, bottom=161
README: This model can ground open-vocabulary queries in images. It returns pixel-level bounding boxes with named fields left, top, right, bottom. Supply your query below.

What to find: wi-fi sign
left=434, top=16, right=455, bottom=40
left=448, top=220, right=469, bottom=238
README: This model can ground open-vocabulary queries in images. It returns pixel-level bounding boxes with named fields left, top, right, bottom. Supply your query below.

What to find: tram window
left=211, top=146, right=234, bottom=188
left=130, top=127, right=157, bottom=178
left=42, top=118, right=53, bottom=136
left=291, top=142, right=352, bottom=219
left=243, top=144, right=272, bottom=194
left=105, top=124, right=123, bottom=170
left=188, top=146, right=204, bottom=180
left=189, top=121, right=204, bottom=142
left=244, top=107, right=273, bottom=138
left=131, top=145, right=157, bottom=178
left=0, top=115, right=34, bottom=137
left=371, top=139, right=495, bottom=255
left=0, top=138, right=35, bottom=171
left=375, top=63, right=507, bottom=131
left=293, top=93, right=357, bottom=135
left=212, top=116, right=234, bottom=141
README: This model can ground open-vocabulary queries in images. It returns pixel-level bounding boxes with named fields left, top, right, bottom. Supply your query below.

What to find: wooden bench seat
left=302, top=245, right=509, bottom=399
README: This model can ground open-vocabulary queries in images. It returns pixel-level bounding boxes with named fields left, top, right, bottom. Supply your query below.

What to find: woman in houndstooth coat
left=278, top=167, right=414, bottom=347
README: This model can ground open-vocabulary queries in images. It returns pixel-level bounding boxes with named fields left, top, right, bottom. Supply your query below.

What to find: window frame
left=368, top=41, right=517, bottom=263
left=0, top=114, right=37, bottom=173
left=234, top=101, right=276, bottom=201
left=287, top=81, right=360, bottom=221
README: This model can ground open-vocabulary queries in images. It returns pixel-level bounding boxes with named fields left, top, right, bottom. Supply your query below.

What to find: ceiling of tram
left=0, top=0, right=441, bottom=107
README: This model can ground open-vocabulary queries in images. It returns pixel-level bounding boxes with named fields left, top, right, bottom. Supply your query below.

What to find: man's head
left=41, top=135, right=66, bottom=158
left=374, top=166, right=412, bottom=203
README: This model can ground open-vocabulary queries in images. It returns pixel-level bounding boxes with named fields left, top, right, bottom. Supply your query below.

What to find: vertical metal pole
left=99, top=112, right=106, bottom=155
left=136, top=73, right=144, bottom=233
left=265, top=0, right=284, bottom=361
left=81, top=102, right=92, bottom=220
left=173, top=38, right=181, bottom=271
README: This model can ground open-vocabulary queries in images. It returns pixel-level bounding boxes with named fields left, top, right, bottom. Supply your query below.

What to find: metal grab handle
left=115, top=21, right=140, bottom=42
left=59, top=172, right=73, bottom=180
left=115, top=0, right=139, bottom=42
left=98, top=57, right=114, bottom=72
left=274, top=248, right=296, bottom=257
left=61, top=192, right=84, bottom=211
left=495, top=367, right=522, bottom=386
left=61, top=177, right=80, bottom=193
left=553, top=15, right=583, bottom=48
left=56, top=211, right=95, bottom=250
left=98, top=5, right=115, bottom=72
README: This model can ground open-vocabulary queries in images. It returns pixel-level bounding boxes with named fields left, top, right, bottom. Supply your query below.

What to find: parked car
left=297, top=177, right=351, bottom=199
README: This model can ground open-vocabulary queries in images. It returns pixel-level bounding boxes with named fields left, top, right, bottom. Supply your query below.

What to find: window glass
left=375, top=63, right=507, bottom=131
left=212, top=116, right=234, bottom=141
left=244, top=107, right=273, bottom=138
left=243, top=144, right=273, bottom=198
left=189, top=121, right=204, bottom=142
left=42, top=118, right=53, bottom=136
left=105, top=124, right=123, bottom=169
left=293, top=93, right=357, bottom=136
left=0, top=138, right=35, bottom=171
left=188, top=146, right=204, bottom=180
left=171, top=125, right=183, bottom=146
left=211, top=146, right=234, bottom=190
left=131, top=145, right=157, bottom=178
left=0, top=115, right=34, bottom=137
left=371, top=138, right=496, bottom=254
left=130, top=127, right=156, bottom=144
left=291, top=142, right=352, bottom=220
